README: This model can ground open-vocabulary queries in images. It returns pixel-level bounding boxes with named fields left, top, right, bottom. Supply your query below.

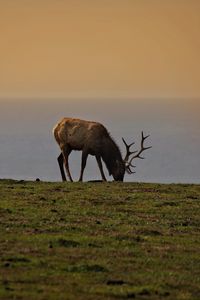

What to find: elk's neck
left=101, top=136, right=124, bottom=179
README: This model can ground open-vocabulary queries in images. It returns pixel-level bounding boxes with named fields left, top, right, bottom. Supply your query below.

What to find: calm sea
left=0, top=98, right=199, bottom=183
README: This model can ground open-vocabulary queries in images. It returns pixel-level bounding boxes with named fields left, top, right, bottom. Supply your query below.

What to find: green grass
left=0, top=179, right=200, bottom=299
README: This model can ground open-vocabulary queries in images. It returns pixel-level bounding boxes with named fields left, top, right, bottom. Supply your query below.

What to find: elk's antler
left=122, top=138, right=137, bottom=162
left=122, top=138, right=137, bottom=174
left=122, top=132, right=152, bottom=174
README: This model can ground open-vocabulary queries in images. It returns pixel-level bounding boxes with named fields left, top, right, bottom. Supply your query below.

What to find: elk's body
left=53, top=118, right=125, bottom=181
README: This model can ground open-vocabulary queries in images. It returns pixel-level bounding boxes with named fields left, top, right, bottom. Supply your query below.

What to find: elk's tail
left=52, top=123, right=60, bottom=145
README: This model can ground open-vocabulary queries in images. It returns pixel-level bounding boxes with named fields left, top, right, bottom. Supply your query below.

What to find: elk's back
left=53, top=118, right=109, bottom=151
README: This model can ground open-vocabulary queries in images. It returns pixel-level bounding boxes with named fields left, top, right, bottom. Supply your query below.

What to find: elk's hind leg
left=62, top=146, right=73, bottom=182
left=96, top=155, right=107, bottom=181
left=57, top=153, right=66, bottom=181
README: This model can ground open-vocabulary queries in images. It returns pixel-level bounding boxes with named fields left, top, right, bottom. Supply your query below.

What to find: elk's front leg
left=57, top=153, right=66, bottom=181
left=96, top=155, right=107, bottom=181
left=62, top=147, right=73, bottom=182
left=78, top=150, right=89, bottom=182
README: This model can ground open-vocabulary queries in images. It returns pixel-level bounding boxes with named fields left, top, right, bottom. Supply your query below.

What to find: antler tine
left=128, top=131, right=152, bottom=164
left=141, top=131, right=150, bottom=140
left=141, top=131, right=151, bottom=150
left=122, top=137, right=136, bottom=162
left=122, top=137, right=128, bottom=147
left=126, top=165, right=136, bottom=174
left=128, top=161, right=136, bottom=168
left=122, top=137, right=135, bottom=149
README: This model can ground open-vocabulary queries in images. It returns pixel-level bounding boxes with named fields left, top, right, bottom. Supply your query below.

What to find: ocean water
left=0, top=98, right=199, bottom=183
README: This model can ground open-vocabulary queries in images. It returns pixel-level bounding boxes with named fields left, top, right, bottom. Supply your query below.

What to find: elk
left=53, top=118, right=151, bottom=182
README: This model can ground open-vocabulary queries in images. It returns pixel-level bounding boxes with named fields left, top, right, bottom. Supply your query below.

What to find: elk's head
left=122, top=131, right=152, bottom=176
left=112, top=160, right=125, bottom=181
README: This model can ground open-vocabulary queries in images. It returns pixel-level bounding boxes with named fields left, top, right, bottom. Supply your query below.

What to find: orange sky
left=0, top=0, right=200, bottom=99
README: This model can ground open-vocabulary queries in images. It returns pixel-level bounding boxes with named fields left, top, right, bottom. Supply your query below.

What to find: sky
left=0, top=0, right=200, bottom=99
left=0, top=1, right=200, bottom=183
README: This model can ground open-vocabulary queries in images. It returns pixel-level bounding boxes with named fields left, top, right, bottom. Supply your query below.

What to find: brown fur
left=53, top=118, right=125, bottom=182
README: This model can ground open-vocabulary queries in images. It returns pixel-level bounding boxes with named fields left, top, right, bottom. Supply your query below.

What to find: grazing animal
left=53, top=118, right=151, bottom=182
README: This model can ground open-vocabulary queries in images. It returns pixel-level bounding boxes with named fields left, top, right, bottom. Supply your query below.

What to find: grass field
left=0, top=179, right=200, bottom=300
